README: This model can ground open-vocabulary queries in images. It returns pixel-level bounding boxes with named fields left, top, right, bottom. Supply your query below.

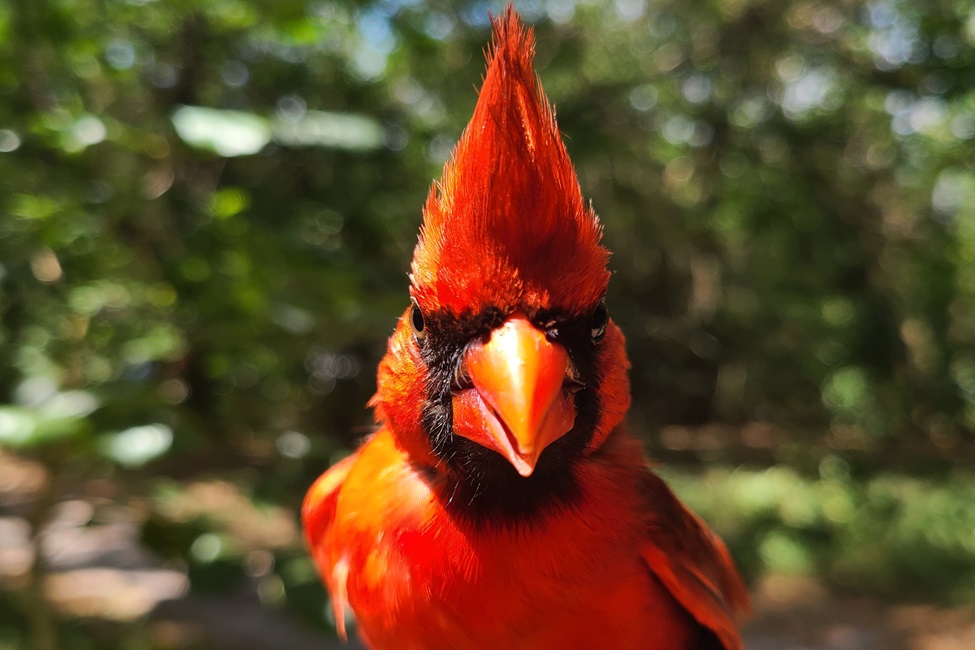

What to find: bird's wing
left=301, top=452, right=359, bottom=639
left=640, top=471, right=750, bottom=650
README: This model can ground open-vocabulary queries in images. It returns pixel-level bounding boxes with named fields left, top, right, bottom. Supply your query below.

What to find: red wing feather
left=640, top=472, right=750, bottom=650
left=301, top=452, right=358, bottom=639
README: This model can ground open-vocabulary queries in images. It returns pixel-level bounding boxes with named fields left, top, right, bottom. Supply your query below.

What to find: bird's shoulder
left=302, top=430, right=436, bottom=543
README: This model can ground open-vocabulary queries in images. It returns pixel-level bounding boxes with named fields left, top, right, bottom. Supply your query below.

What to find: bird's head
left=374, top=8, right=630, bottom=512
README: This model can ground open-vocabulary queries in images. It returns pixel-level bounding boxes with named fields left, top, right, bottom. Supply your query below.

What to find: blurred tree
left=1, top=0, right=974, bottom=647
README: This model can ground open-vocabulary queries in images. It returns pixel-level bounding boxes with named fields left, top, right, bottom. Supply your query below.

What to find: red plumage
left=411, top=9, right=608, bottom=315
left=303, top=8, right=749, bottom=649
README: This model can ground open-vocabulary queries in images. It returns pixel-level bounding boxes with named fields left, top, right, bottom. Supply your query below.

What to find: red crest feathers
left=410, top=7, right=610, bottom=315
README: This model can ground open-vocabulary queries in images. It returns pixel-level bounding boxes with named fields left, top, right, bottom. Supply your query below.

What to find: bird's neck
left=411, top=443, right=582, bottom=526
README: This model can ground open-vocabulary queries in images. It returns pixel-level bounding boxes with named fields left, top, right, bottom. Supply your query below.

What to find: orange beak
left=451, top=314, right=577, bottom=477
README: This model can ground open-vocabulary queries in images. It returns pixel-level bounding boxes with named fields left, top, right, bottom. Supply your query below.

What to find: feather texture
left=411, top=9, right=609, bottom=316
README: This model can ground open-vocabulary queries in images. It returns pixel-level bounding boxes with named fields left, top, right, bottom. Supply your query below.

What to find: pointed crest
left=410, top=7, right=610, bottom=316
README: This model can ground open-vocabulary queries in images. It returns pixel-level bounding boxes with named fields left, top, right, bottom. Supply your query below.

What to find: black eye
left=409, top=302, right=426, bottom=341
left=591, top=302, right=609, bottom=342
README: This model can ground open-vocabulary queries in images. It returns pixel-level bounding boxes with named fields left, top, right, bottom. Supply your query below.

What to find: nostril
left=562, top=379, right=585, bottom=396
left=564, top=357, right=582, bottom=384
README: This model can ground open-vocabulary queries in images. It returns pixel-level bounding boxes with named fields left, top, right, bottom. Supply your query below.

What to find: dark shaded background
left=1, top=0, right=974, bottom=648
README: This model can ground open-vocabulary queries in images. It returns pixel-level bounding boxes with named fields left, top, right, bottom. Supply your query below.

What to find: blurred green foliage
left=1, top=0, right=975, bottom=647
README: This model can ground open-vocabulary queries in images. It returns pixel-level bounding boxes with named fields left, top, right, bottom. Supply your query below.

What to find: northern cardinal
left=303, top=8, right=748, bottom=649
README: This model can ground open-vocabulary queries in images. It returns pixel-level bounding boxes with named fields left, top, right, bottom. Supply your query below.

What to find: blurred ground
left=1, top=449, right=973, bottom=650
left=744, top=576, right=975, bottom=650
left=3, top=0, right=975, bottom=647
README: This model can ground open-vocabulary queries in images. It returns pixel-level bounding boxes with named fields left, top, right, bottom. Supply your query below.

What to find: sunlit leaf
left=99, top=423, right=174, bottom=467
left=272, top=110, right=384, bottom=151
left=171, top=105, right=271, bottom=157
left=0, top=405, right=89, bottom=448
left=0, top=407, right=37, bottom=446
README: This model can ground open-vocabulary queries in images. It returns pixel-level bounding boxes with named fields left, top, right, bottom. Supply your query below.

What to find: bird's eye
left=410, top=302, right=426, bottom=341
left=591, top=302, right=609, bottom=342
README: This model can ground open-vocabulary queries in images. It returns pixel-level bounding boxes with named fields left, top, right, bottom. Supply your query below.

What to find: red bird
left=303, top=8, right=748, bottom=649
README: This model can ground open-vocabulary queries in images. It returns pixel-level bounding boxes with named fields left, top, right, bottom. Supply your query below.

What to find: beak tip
left=506, top=450, right=537, bottom=477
